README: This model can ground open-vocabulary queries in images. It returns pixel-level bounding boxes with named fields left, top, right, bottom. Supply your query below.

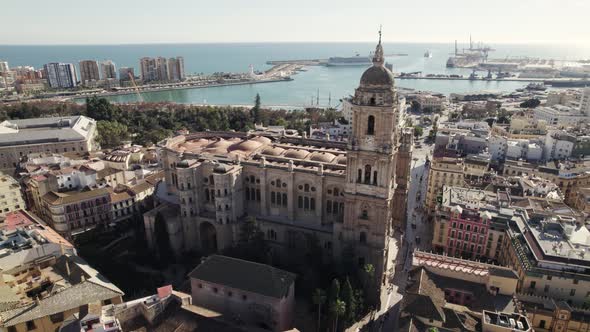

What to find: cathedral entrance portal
left=200, top=222, right=218, bottom=253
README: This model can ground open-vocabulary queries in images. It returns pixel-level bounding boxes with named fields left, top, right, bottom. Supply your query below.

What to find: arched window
left=357, top=169, right=362, bottom=183
left=360, top=232, right=367, bottom=244
left=367, top=115, right=375, bottom=135
left=364, top=165, right=372, bottom=184
left=373, top=171, right=378, bottom=185
left=370, top=97, right=376, bottom=105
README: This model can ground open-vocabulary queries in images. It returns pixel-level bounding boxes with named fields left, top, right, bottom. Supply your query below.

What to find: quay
left=396, top=75, right=590, bottom=86
left=266, top=59, right=328, bottom=66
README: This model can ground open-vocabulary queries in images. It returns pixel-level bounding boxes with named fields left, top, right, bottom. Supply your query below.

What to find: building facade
left=432, top=186, right=510, bottom=261
left=153, top=38, right=412, bottom=294
left=0, top=172, right=25, bottom=218
left=0, top=116, right=98, bottom=172
left=100, top=60, right=117, bottom=80
left=44, top=62, right=77, bottom=88
left=189, top=255, right=296, bottom=331
left=79, top=60, right=100, bottom=83
left=167, top=56, right=185, bottom=81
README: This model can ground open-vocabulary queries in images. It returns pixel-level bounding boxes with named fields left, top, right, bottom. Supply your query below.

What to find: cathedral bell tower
left=337, top=29, right=402, bottom=303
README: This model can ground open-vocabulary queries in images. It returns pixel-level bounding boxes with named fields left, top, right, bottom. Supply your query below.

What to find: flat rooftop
left=0, top=116, right=95, bottom=147
left=524, top=219, right=590, bottom=265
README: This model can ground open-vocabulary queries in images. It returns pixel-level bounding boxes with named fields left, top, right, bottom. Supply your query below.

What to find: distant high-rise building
left=140, top=57, right=158, bottom=82
left=44, top=63, right=77, bottom=88
left=581, top=87, right=590, bottom=117
left=119, top=67, right=135, bottom=81
left=167, top=56, right=186, bottom=81
left=155, top=57, right=169, bottom=81
left=100, top=60, right=117, bottom=80
left=79, top=60, right=100, bottom=83
left=0, top=61, right=9, bottom=73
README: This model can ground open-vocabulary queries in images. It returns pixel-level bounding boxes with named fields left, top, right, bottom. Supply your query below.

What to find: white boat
left=424, top=50, right=432, bottom=58
left=326, top=54, right=372, bottom=67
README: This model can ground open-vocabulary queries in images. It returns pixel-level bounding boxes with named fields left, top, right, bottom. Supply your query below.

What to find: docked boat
left=326, top=54, right=372, bottom=66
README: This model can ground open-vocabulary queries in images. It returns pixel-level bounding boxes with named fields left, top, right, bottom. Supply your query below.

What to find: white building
left=488, top=135, right=507, bottom=161
left=544, top=130, right=575, bottom=161
left=100, top=60, right=117, bottom=80
left=0, top=172, right=25, bottom=217
left=0, top=60, right=9, bottom=73
left=581, top=87, right=590, bottom=116
left=505, top=139, right=543, bottom=162
left=534, top=104, right=590, bottom=126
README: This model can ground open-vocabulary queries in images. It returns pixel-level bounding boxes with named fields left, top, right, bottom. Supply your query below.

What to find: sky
left=2, top=0, right=589, bottom=45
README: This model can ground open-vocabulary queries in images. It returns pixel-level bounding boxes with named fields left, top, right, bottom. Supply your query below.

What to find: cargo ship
left=326, top=54, right=372, bottom=67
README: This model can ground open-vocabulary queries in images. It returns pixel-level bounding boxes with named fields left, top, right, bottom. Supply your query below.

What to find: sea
left=1, top=42, right=589, bottom=108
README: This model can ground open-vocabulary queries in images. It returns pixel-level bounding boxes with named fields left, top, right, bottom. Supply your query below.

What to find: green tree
left=363, top=263, right=375, bottom=299
left=251, top=93, right=262, bottom=124
left=330, top=299, right=346, bottom=332
left=520, top=98, right=541, bottom=108
left=96, top=120, right=129, bottom=148
left=312, top=288, right=327, bottom=332
left=328, top=278, right=341, bottom=305
left=413, top=126, right=423, bottom=138
left=341, top=278, right=356, bottom=325
left=86, top=96, right=117, bottom=121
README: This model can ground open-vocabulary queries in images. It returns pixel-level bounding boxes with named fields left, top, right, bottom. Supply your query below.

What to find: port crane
left=127, top=72, right=144, bottom=102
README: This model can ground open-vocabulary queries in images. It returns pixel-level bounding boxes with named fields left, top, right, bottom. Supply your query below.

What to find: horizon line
left=0, top=40, right=587, bottom=47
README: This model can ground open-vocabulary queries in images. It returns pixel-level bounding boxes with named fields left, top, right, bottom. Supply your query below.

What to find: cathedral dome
left=360, top=66, right=394, bottom=87
left=358, top=27, right=394, bottom=88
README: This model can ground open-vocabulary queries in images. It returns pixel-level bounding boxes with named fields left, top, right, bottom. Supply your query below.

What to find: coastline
left=68, top=77, right=293, bottom=102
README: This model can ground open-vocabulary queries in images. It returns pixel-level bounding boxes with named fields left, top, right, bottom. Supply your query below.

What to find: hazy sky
left=3, top=0, right=589, bottom=44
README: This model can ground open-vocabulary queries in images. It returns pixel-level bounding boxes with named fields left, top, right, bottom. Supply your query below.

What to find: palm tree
left=312, top=288, right=326, bottom=332
left=331, top=299, right=346, bottom=332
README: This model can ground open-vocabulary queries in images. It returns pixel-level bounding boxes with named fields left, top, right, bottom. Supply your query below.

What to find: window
left=7, top=327, right=16, bottom=332
left=213, top=287, right=218, bottom=293
left=361, top=210, right=368, bottom=219
left=228, top=291, right=233, bottom=297
left=529, top=281, right=536, bottom=289
left=360, top=232, right=367, bottom=244
left=367, top=115, right=375, bottom=135
left=373, top=171, right=378, bottom=185
left=357, top=169, right=362, bottom=183
left=26, top=321, right=36, bottom=331
left=547, top=276, right=552, bottom=281
left=544, top=285, right=550, bottom=293
left=539, top=320, right=546, bottom=329
left=198, top=283, right=203, bottom=288
left=49, top=312, right=64, bottom=323
left=570, top=289, right=576, bottom=296
left=574, top=279, right=579, bottom=285
left=242, top=294, right=248, bottom=301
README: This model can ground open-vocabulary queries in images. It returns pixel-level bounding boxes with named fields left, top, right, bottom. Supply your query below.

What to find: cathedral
left=152, top=35, right=413, bottom=293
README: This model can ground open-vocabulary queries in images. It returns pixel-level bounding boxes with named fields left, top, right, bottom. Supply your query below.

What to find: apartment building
left=0, top=172, right=25, bottom=218
left=432, top=186, right=510, bottom=261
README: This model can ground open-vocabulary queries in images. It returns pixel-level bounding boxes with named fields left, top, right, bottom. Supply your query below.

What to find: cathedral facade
left=156, top=37, right=413, bottom=292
